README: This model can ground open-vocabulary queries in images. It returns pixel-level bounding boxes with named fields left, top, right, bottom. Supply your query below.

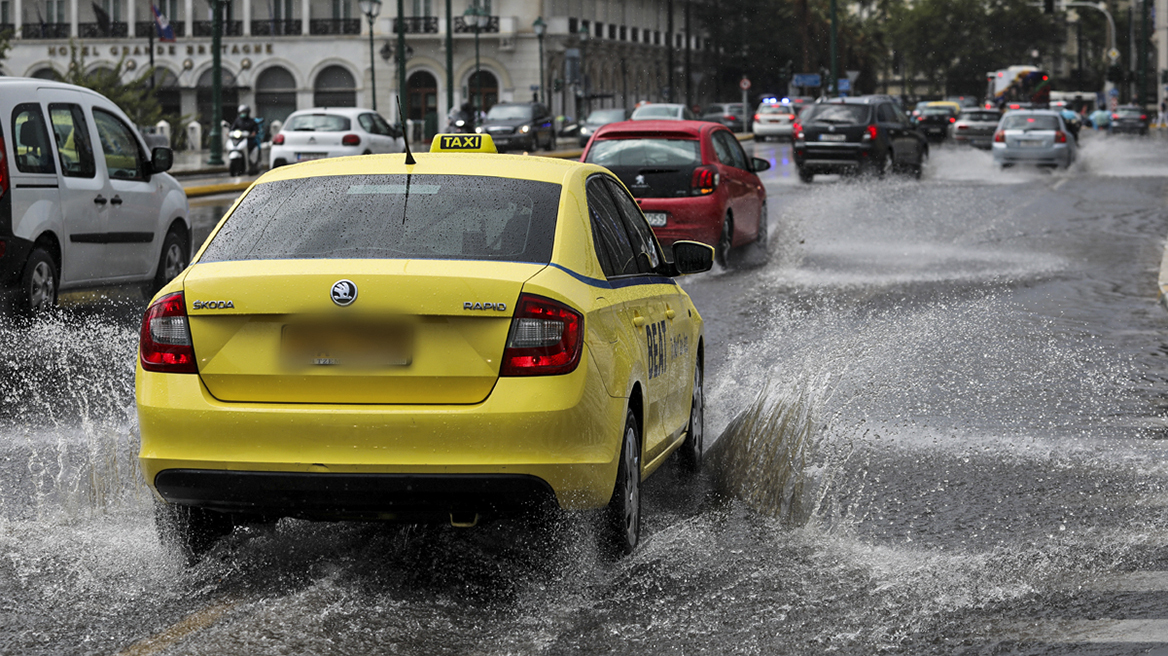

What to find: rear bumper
left=794, top=142, right=874, bottom=172
left=137, top=347, right=627, bottom=515
left=992, top=143, right=1071, bottom=166
left=752, top=122, right=793, bottom=138
left=637, top=193, right=725, bottom=248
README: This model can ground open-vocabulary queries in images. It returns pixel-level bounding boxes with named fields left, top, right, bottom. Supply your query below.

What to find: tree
left=0, top=28, right=12, bottom=69
left=56, top=42, right=165, bottom=127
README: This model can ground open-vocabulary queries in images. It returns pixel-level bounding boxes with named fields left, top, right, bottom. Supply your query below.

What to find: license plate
left=296, top=152, right=327, bottom=161
left=282, top=322, right=413, bottom=368
left=1019, top=140, right=1043, bottom=147
left=927, top=127, right=943, bottom=133
left=644, top=212, right=667, bottom=227
left=819, top=134, right=846, bottom=142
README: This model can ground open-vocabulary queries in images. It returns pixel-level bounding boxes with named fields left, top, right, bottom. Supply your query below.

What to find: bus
left=986, top=66, right=1051, bottom=109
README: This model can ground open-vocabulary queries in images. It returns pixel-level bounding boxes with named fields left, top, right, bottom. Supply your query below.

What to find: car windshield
left=758, top=105, right=793, bottom=115
left=286, top=114, right=351, bottom=131
left=708, top=104, right=743, bottom=114
left=200, top=174, right=561, bottom=263
left=961, top=111, right=1000, bottom=122
left=585, top=109, right=627, bottom=124
left=922, top=107, right=955, bottom=116
left=800, top=104, right=870, bottom=124
left=486, top=105, right=533, bottom=121
left=633, top=105, right=682, bottom=119
left=584, top=138, right=702, bottom=166
left=1000, top=114, right=1060, bottom=130
left=1116, top=108, right=1143, bottom=118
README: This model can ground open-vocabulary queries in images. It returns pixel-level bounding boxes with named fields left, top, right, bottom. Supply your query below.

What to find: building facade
left=0, top=0, right=716, bottom=142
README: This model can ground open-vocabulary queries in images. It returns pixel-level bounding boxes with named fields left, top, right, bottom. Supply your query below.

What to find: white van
left=0, top=78, right=189, bottom=313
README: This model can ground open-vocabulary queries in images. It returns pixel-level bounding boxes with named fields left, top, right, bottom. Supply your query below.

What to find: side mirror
left=150, top=147, right=173, bottom=174
left=751, top=157, right=771, bottom=173
left=670, top=240, right=714, bottom=275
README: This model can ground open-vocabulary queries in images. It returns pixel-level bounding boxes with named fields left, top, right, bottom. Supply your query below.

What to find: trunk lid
left=183, top=259, right=543, bottom=404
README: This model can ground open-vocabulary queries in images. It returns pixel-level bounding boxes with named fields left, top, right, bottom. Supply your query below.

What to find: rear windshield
left=633, top=105, right=682, bottom=119
left=1000, top=114, right=1060, bottom=130
left=758, top=105, right=793, bottom=115
left=922, top=107, right=955, bottom=115
left=584, top=138, right=702, bottom=167
left=800, top=104, right=871, bottom=124
left=286, top=114, right=351, bottom=131
left=960, top=111, right=1000, bottom=122
left=486, top=105, right=532, bottom=121
left=1116, top=108, right=1143, bottom=117
left=200, top=174, right=561, bottom=263
left=586, top=109, right=627, bottom=124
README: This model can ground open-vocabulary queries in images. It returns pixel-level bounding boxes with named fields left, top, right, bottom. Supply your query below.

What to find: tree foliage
left=55, top=42, right=165, bottom=127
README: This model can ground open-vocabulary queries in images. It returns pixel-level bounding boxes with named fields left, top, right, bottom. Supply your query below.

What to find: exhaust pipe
left=449, top=512, right=479, bottom=528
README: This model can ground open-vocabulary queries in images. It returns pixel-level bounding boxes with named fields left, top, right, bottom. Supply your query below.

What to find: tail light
left=862, top=124, right=878, bottom=142
left=793, top=119, right=804, bottom=140
left=993, top=130, right=1005, bottom=143
left=1141, top=114, right=1148, bottom=121
left=949, top=117, right=956, bottom=123
left=1112, top=113, right=1119, bottom=120
left=1054, top=130, right=1067, bottom=143
left=0, top=132, right=8, bottom=196
left=140, top=292, right=198, bottom=374
left=500, top=294, right=583, bottom=376
left=342, top=134, right=361, bottom=146
left=957, top=125, right=969, bottom=130
left=723, top=115, right=737, bottom=121
left=691, top=165, right=719, bottom=195
left=753, top=113, right=760, bottom=122
left=272, top=133, right=285, bottom=145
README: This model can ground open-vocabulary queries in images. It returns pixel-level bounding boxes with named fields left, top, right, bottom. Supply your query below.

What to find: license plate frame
left=282, top=321, right=414, bottom=368
left=818, top=134, right=847, bottom=142
left=296, top=152, right=328, bottom=161
left=1018, top=139, right=1044, bottom=147
left=644, top=212, right=667, bottom=227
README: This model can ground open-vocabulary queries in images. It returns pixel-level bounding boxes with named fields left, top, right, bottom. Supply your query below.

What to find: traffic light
left=1044, top=0, right=1054, bottom=13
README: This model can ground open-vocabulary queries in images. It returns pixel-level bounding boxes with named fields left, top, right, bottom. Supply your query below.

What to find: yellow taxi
left=136, top=133, right=713, bottom=560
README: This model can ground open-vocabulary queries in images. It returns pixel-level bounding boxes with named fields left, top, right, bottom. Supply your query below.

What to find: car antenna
left=396, top=97, right=416, bottom=165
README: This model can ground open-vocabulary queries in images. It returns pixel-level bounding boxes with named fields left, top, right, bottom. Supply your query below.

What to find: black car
left=915, top=106, right=958, bottom=142
left=794, top=97, right=929, bottom=182
left=577, top=108, right=631, bottom=146
left=700, top=103, right=748, bottom=132
left=1109, top=105, right=1150, bottom=136
left=477, top=102, right=557, bottom=152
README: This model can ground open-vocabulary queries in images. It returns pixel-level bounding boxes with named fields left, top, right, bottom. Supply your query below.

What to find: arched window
left=196, top=67, right=239, bottom=145
left=314, top=65, right=356, bottom=107
left=466, top=70, right=497, bottom=113
left=30, top=68, right=59, bottom=80
left=151, top=67, right=182, bottom=120
left=256, top=66, right=298, bottom=137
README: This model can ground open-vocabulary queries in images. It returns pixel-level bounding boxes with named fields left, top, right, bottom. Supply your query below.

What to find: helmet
left=237, top=104, right=250, bottom=117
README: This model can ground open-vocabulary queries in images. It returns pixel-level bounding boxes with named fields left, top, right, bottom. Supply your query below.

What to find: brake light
left=1009, top=104, right=1021, bottom=110
left=140, top=292, right=198, bottom=374
left=0, top=240, right=6, bottom=258
left=691, top=165, right=719, bottom=195
left=957, top=125, right=969, bottom=130
left=500, top=294, right=583, bottom=376
left=1112, top=113, right=1119, bottom=120
left=273, top=133, right=285, bottom=145
left=342, top=134, right=361, bottom=146
left=1054, top=130, right=1067, bottom=143
left=949, top=117, right=956, bottom=123
left=1141, top=114, right=1148, bottom=121
left=753, top=113, right=760, bottom=121
left=862, top=124, right=878, bottom=142
left=723, top=115, right=737, bottom=121
left=793, top=119, right=804, bottom=140
left=0, top=132, right=8, bottom=196
left=993, top=130, right=1005, bottom=143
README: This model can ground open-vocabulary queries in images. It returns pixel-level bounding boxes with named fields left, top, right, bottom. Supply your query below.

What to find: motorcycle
left=227, top=118, right=264, bottom=176
left=445, top=108, right=474, bottom=133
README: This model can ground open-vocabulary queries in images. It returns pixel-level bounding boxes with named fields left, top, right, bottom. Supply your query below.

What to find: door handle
left=109, top=195, right=123, bottom=206
left=632, top=314, right=647, bottom=327
left=665, top=308, right=676, bottom=320
left=93, top=195, right=107, bottom=205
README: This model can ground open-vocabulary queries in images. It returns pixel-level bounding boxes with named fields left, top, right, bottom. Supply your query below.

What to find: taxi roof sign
left=430, top=133, right=498, bottom=153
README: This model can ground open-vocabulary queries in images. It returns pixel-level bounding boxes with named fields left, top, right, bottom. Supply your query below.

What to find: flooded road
left=5, top=134, right=1168, bottom=654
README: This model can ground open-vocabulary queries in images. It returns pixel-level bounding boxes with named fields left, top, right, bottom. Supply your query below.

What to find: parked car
left=700, top=103, right=747, bottom=132
left=577, top=108, right=631, bottom=147
left=951, top=108, right=1001, bottom=149
left=992, top=110, right=1076, bottom=169
left=475, top=102, right=556, bottom=151
left=582, top=119, right=770, bottom=266
left=752, top=102, right=797, bottom=141
left=0, top=78, right=189, bottom=313
left=1109, top=105, right=1150, bottom=136
left=794, top=96, right=929, bottom=181
left=270, top=107, right=404, bottom=168
left=630, top=103, right=697, bottom=121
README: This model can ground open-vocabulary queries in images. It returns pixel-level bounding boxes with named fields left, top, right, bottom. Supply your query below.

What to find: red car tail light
left=342, top=134, right=361, bottom=146
left=1112, top=113, right=1119, bottom=120
left=792, top=119, right=804, bottom=140
left=0, top=132, right=8, bottom=196
left=140, top=292, right=198, bottom=374
left=272, top=133, right=285, bottom=145
left=949, top=116, right=956, bottom=123
left=1141, top=114, right=1148, bottom=121
left=500, top=294, right=583, bottom=376
left=957, top=124, right=969, bottom=130
left=993, top=130, right=1005, bottom=143
left=862, top=124, right=878, bottom=142
left=1054, top=130, right=1067, bottom=143
left=753, top=113, right=760, bottom=121
left=691, top=165, right=719, bottom=195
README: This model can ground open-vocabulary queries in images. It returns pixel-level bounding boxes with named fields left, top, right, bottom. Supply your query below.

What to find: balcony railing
left=392, top=16, right=438, bottom=33
left=135, top=20, right=186, bottom=36
left=0, top=23, right=13, bottom=34
left=192, top=19, right=242, bottom=36
left=452, top=15, right=498, bottom=33
left=79, top=21, right=129, bottom=37
left=309, top=18, right=360, bottom=34
left=251, top=18, right=302, bottom=35
left=20, top=23, right=70, bottom=38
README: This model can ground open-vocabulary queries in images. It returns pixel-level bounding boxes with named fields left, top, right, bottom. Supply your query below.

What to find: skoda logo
left=331, top=279, right=357, bottom=306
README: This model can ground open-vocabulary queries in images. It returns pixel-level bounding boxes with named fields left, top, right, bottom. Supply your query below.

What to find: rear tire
left=544, top=131, right=557, bottom=151
left=18, top=247, right=57, bottom=315
left=798, top=168, right=814, bottom=183
left=228, top=158, right=244, bottom=176
left=155, top=500, right=234, bottom=564
left=678, top=358, right=704, bottom=474
left=716, top=216, right=733, bottom=267
left=143, top=228, right=189, bottom=299
left=601, top=409, right=641, bottom=559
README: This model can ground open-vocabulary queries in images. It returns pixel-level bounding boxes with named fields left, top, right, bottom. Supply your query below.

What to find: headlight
left=520, top=124, right=531, bottom=134
left=455, top=119, right=465, bottom=127
left=580, top=126, right=592, bottom=135
left=475, top=126, right=484, bottom=134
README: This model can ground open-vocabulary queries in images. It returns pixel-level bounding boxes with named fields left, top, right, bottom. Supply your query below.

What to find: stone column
left=242, top=0, right=250, bottom=34
left=301, top=0, right=309, bottom=34
left=70, top=0, right=78, bottom=37
left=128, top=0, right=136, bottom=37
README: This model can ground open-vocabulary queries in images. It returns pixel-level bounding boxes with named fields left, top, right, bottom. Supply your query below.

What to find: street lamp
left=533, top=16, right=546, bottom=107
left=464, top=4, right=488, bottom=123
left=358, top=0, right=382, bottom=110
left=577, top=24, right=589, bottom=118
left=207, top=0, right=231, bottom=165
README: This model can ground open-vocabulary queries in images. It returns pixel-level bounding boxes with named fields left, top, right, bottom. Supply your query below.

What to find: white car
left=752, top=103, right=796, bottom=141
left=270, top=107, right=405, bottom=168
left=630, top=103, right=697, bottom=121
left=0, top=78, right=189, bottom=313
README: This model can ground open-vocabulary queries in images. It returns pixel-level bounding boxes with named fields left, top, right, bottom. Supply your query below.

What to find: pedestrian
left=1158, top=100, right=1166, bottom=128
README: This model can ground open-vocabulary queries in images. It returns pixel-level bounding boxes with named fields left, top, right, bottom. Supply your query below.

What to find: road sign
left=739, top=77, right=751, bottom=91
left=792, top=73, right=821, bottom=87
left=837, top=78, right=851, bottom=92
left=1108, top=48, right=1120, bottom=62
left=1109, top=87, right=1120, bottom=97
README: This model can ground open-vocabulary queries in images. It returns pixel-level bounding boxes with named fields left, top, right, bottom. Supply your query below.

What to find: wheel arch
left=627, top=381, right=644, bottom=456
left=33, top=230, right=62, bottom=269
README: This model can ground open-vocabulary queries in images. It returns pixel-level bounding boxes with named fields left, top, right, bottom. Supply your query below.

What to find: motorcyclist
left=231, top=104, right=259, bottom=139
left=458, top=102, right=475, bottom=130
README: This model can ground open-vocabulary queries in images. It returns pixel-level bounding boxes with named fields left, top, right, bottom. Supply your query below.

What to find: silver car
left=992, top=110, right=1076, bottom=169
left=752, top=103, right=796, bottom=141
left=951, top=109, right=1001, bottom=149
left=630, top=103, right=697, bottom=121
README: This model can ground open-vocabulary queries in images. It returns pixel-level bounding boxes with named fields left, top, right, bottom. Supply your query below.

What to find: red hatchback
left=581, top=120, right=770, bottom=266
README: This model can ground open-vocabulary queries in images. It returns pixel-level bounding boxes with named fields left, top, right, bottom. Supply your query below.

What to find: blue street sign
left=1109, top=88, right=1120, bottom=97
left=793, top=73, right=821, bottom=87
left=837, top=78, right=851, bottom=92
